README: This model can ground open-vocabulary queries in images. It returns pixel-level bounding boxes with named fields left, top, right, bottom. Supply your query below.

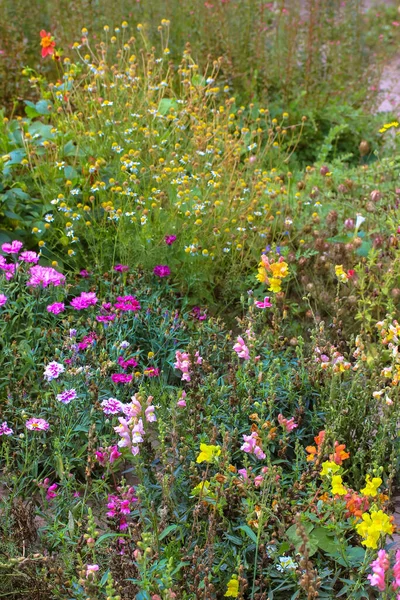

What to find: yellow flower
left=196, top=443, right=221, bottom=464
left=256, top=266, right=268, bottom=284
left=268, top=278, right=282, bottom=293
left=331, top=475, right=347, bottom=496
left=335, top=265, right=348, bottom=283
left=269, top=261, right=289, bottom=279
left=320, top=461, right=340, bottom=477
left=356, top=510, right=394, bottom=549
left=360, top=475, right=382, bottom=497
left=225, top=575, right=239, bottom=598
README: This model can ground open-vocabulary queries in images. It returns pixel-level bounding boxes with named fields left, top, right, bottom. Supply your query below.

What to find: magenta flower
left=44, top=361, right=64, bottom=381
left=144, top=366, right=159, bottom=377
left=393, top=549, right=400, bottom=590
left=233, top=336, right=250, bottom=360
left=95, top=445, right=122, bottom=465
left=2, top=240, right=23, bottom=254
left=27, top=265, right=65, bottom=287
left=241, top=432, right=266, bottom=460
left=191, top=306, right=207, bottom=321
left=46, top=483, right=58, bottom=500
left=255, top=296, right=272, bottom=309
left=77, top=332, right=97, bottom=351
left=25, top=418, right=50, bottom=431
left=277, top=414, right=298, bottom=432
left=80, top=269, right=90, bottom=278
left=238, top=468, right=249, bottom=480
left=70, top=291, right=98, bottom=310
left=114, top=264, right=129, bottom=272
left=165, top=235, right=177, bottom=245
left=56, top=389, right=77, bottom=404
left=0, top=421, right=13, bottom=436
left=96, top=314, right=116, bottom=322
left=47, top=302, right=65, bottom=315
left=114, top=295, right=141, bottom=312
left=153, top=264, right=171, bottom=277
left=367, top=549, right=389, bottom=592
left=106, top=487, right=137, bottom=530
left=19, top=251, right=39, bottom=264
left=111, top=373, right=133, bottom=384
left=101, top=398, right=123, bottom=415
left=118, top=356, right=138, bottom=370
left=0, top=294, right=7, bottom=307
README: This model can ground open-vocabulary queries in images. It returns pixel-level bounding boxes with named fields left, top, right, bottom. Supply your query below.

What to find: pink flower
left=70, top=291, right=98, bottom=310
left=144, top=366, right=159, bottom=377
left=174, top=351, right=191, bottom=382
left=177, top=399, right=186, bottom=407
left=85, top=564, right=99, bottom=578
left=101, top=398, right=123, bottom=415
left=153, top=264, right=171, bottom=277
left=145, top=405, right=156, bottom=422
left=2, top=240, right=23, bottom=254
left=19, top=251, right=39, bottom=264
left=106, top=487, right=137, bottom=530
left=114, top=295, right=141, bottom=311
left=165, top=235, right=177, bottom=245
left=80, top=269, right=90, bottom=278
left=238, top=468, right=249, bottom=480
left=46, top=483, right=58, bottom=500
left=277, top=414, right=298, bottom=432
left=241, top=432, right=265, bottom=460
left=114, top=264, right=129, bottom=272
left=26, top=418, right=50, bottom=431
left=393, top=549, right=400, bottom=590
left=195, top=351, right=203, bottom=365
left=254, top=475, right=264, bottom=487
left=0, top=294, right=7, bottom=307
left=368, top=549, right=389, bottom=592
left=233, top=336, right=250, bottom=360
left=56, top=389, right=77, bottom=404
left=44, top=361, right=64, bottom=381
left=27, top=265, right=65, bottom=287
left=0, top=421, right=13, bottom=436
left=47, top=302, right=65, bottom=315
left=96, top=445, right=122, bottom=465
left=255, top=296, right=272, bottom=309
left=111, top=373, right=133, bottom=384
left=118, top=356, right=138, bottom=370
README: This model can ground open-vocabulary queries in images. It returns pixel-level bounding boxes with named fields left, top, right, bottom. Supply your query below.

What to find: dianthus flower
left=196, top=443, right=221, bottom=463
left=144, top=366, right=159, bottom=377
left=25, top=418, right=50, bottom=431
left=255, top=296, right=272, bottom=308
left=77, top=332, right=97, bottom=351
left=114, top=295, right=141, bottom=311
left=0, top=294, right=7, bottom=307
left=0, top=421, right=13, bottom=436
left=241, top=431, right=266, bottom=460
left=165, top=234, right=177, bottom=245
left=174, top=350, right=191, bottom=381
left=1, top=240, right=23, bottom=254
left=191, top=306, right=207, bottom=320
left=118, top=355, right=138, bottom=370
left=111, top=373, right=133, bottom=384
left=153, top=264, right=171, bottom=277
left=70, top=291, right=98, bottom=310
left=233, top=336, right=250, bottom=360
left=56, top=389, right=77, bottom=404
left=47, top=302, right=65, bottom=315
left=28, top=265, right=65, bottom=287
left=79, top=269, right=90, bottom=278
left=356, top=510, right=394, bottom=549
left=277, top=414, right=298, bottom=432
left=367, top=549, right=389, bottom=592
left=361, top=475, right=383, bottom=497
left=40, top=30, right=56, bottom=58
left=101, top=398, right=123, bottom=415
left=44, top=361, right=64, bottom=381
left=19, top=251, right=39, bottom=264
left=114, top=264, right=129, bottom=272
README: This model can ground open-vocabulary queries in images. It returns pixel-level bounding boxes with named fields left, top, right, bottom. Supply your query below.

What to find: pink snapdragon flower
left=233, top=336, right=250, bottom=360
left=95, top=445, right=122, bottom=465
left=368, top=549, right=389, bottom=592
left=177, top=390, right=187, bottom=407
left=0, top=294, right=7, bottom=307
left=145, top=405, right=157, bottom=422
left=25, top=418, right=50, bottom=431
left=174, top=351, right=191, bottom=382
left=85, top=564, right=99, bottom=578
left=255, top=296, right=272, bottom=308
left=0, top=421, right=13, bottom=436
left=1, top=240, right=23, bottom=254
left=241, top=432, right=266, bottom=459
left=70, top=291, right=98, bottom=310
left=393, top=549, right=400, bottom=591
left=19, top=251, right=39, bottom=264
left=106, top=486, right=137, bottom=530
left=278, top=414, right=298, bottom=432
left=44, top=361, right=64, bottom=381
left=47, top=302, right=65, bottom=314
left=27, top=265, right=65, bottom=287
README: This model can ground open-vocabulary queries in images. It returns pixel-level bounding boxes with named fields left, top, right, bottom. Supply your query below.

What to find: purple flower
left=56, top=389, right=77, bottom=404
left=70, top=292, right=98, bottom=310
left=111, top=373, right=133, bottom=384
left=25, top=418, right=50, bottom=431
left=80, top=269, right=90, bottom=278
left=19, top=251, right=39, bottom=264
left=27, top=265, right=65, bottom=287
left=191, top=306, right=207, bottom=321
left=165, top=235, right=177, bottom=245
left=0, top=421, right=13, bottom=436
left=153, top=265, right=171, bottom=278
left=47, top=302, right=65, bottom=315
left=2, top=240, right=23, bottom=254
left=44, top=361, right=65, bottom=381
left=114, top=264, right=129, bottom=272
left=114, top=295, right=141, bottom=312
left=101, top=398, right=123, bottom=415
left=0, top=294, right=7, bottom=307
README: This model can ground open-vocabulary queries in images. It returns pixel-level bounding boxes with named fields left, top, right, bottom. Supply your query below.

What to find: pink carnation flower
left=44, top=361, right=64, bottom=381
left=2, top=240, right=23, bottom=254
left=26, top=418, right=50, bottom=431
left=56, top=389, right=77, bottom=404
left=111, top=373, right=133, bottom=384
left=19, top=251, right=40, bottom=264
left=0, top=294, right=7, bottom=307
left=101, top=398, right=123, bottom=415
left=27, top=265, right=65, bottom=287
left=0, top=421, right=13, bottom=436
left=70, top=291, right=98, bottom=310
left=153, top=265, right=171, bottom=277
left=47, top=302, right=65, bottom=315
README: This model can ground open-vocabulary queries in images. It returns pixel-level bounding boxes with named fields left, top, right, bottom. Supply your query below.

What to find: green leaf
left=311, top=526, right=338, bottom=555
left=355, top=241, right=372, bottom=257
left=159, top=524, right=178, bottom=540
left=28, top=122, right=55, bottom=141
left=64, top=165, right=78, bottom=180
left=158, top=98, right=179, bottom=116
left=96, top=532, right=124, bottom=546
left=68, top=511, right=75, bottom=537
left=192, top=74, right=206, bottom=87
left=238, top=525, right=258, bottom=544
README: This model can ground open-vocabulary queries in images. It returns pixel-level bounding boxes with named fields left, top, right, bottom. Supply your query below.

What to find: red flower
left=40, top=30, right=56, bottom=58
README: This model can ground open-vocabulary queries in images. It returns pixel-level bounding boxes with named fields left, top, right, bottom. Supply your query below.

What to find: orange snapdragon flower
left=330, top=441, right=350, bottom=465
left=306, top=430, right=326, bottom=462
left=40, top=30, right=56, bottom=58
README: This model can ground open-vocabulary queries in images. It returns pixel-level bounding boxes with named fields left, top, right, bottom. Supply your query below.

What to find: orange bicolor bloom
left=330, top=441, right=350, bottom=465
left=306, top=430, right=326, bottom=462
left=40, top=30, right=56, bottom=58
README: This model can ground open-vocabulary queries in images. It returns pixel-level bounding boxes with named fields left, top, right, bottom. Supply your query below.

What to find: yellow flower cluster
left=256, top=255, right=289, bottom=293
left=196, top=443, right=221, bottom=464
left=355, top=510, right=394, bottom=548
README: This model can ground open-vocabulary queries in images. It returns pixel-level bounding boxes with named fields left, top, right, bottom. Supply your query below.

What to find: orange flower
left=330, top=441, right=350, bottom=465
left=306, top=430, right=326, bottom=462
left=40, top=30, right=56, bottom=58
